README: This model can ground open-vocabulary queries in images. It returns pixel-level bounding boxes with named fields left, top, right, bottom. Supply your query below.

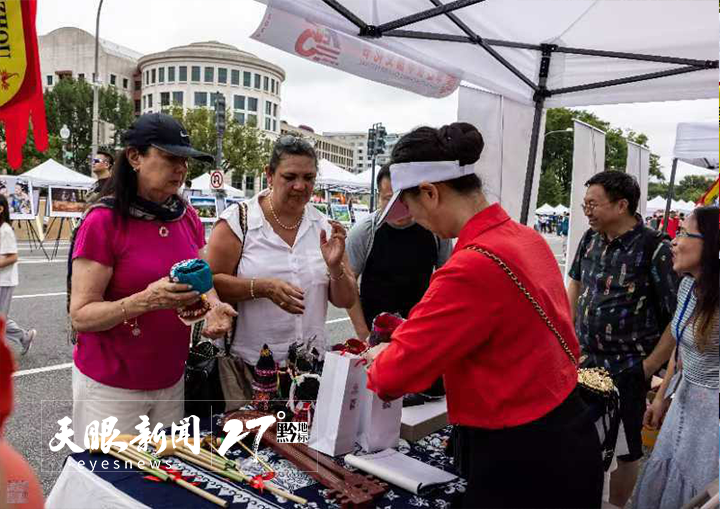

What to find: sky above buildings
left=37, top=0, right=718, bottom=182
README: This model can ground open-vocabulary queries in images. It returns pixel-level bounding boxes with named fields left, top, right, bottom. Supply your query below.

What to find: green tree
left=539, top=108, right=664, bottom=206
left=674, top=174, right=716, bottom=203
left=162, top=104, right=272, bottom=182
left=537, top=166, right=563, bottom=207
left=42, top=77, right=134, bottom=174
left=99, top=85, right=135, bottom=148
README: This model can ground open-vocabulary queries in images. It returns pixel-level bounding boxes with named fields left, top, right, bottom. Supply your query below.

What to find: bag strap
left=464, top=245, right=578, bottom=367
left=224, top=201, right=249, bottom=351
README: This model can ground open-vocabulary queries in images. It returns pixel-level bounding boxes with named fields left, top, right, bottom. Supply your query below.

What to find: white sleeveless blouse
left=219, top=190, right=332, bottom=366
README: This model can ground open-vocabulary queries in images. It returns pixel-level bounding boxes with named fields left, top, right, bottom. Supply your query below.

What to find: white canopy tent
left=554, top=204, right=569, bottom=214
left=190, top=173, right=245, bottom=197
left=535, top=203, right=556, bottom=215
left=660, top=122, right=719, bottom=228
left=23, top=159, right=96, bottom=187
left=317, top=159, right=370, bottom=192
left=252, top=0, right=717, bottom=223
left=646, top=196, right=667, bottom=213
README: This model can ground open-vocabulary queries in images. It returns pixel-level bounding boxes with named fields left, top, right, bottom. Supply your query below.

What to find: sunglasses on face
left=92, top=158, right=110, bottom=165
left=676, top=231, right=703, bottom=240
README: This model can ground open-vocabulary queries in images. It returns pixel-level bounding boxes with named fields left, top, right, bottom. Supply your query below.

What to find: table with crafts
left=46, top=413, right=466, bottom=509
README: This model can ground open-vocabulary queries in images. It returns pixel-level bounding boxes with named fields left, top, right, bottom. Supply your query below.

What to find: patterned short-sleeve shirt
left=569, top=218, right=679, bottom=375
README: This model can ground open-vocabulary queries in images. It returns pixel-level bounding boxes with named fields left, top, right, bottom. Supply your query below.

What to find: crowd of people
left=537, top=211, right=569, bottom=236
left=2, top=112, right=716, bottom=509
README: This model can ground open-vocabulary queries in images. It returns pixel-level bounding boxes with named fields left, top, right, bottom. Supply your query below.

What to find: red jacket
left=367, top=204, right=579, bottom=429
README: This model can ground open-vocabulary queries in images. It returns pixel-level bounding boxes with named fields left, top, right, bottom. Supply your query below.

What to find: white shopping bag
left=356, top=369, right=402, bottom=452
left=308, top=351, right=366, bottom=456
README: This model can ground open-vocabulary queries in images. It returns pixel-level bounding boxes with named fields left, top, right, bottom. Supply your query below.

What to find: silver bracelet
left=250, top=278, right=257, bottom=299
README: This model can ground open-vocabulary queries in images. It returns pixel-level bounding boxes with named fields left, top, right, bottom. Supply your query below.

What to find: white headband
left=389, top=161, right=476, bottom=192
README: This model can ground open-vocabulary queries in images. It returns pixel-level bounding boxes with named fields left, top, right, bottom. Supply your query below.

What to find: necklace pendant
left=131, top=326, right=141, bottom=337
left=159, top=226, right=169, bottom=238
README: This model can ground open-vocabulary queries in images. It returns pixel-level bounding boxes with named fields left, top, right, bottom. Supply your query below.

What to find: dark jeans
left=455, top=389, right=604, bottom=509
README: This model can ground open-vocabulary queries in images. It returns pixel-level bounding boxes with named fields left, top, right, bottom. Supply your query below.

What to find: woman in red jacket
left=366, top=123, right=603, bottom=508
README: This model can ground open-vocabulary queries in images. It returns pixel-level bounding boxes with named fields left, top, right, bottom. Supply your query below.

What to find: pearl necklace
left=268, top=191, right=304, bottom=230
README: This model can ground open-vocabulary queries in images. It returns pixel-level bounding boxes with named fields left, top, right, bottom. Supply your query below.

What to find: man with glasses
left=87, top=148, right=115, bottom=202
left=567, top=171, right=679, bottom=507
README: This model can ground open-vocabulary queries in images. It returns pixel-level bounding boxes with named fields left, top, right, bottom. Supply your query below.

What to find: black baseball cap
left=122, top=113, right=214, bottom=164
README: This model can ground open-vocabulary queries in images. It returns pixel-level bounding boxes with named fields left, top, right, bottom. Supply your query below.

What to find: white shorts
left=72, top=364, right=184, bottom=447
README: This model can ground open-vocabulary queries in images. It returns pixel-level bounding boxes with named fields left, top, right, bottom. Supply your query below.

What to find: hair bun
left=438, top=122, right=484, bottom=166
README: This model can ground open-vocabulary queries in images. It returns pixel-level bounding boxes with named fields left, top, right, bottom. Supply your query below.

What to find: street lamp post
left=60, top=125, right=70, bottom=166
left=544, top=127, right=574, bottom=138
left=91, top=0, right=105, bottom=173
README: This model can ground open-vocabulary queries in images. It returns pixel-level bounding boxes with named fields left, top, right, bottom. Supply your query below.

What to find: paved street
left=4, top=233, right=568, bottom=496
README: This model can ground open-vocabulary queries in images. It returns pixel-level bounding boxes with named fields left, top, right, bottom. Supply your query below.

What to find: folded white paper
left=344, top=449, right=457, bottom=495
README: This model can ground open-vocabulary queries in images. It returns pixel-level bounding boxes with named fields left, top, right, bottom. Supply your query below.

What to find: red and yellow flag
left=0, top=0, right=48, bottom=169
left=697, top=177, right=719, bottom=206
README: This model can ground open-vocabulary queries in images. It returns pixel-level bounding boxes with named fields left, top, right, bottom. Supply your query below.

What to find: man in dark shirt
left=568, top=171, right=678, bottom=507
left=87, top=148, right=114, bottom=202
left=346, top=165, right=452, bottom=337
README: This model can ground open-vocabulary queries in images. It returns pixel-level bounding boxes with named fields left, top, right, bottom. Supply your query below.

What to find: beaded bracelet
left=250, top=278, right=257, bottom=299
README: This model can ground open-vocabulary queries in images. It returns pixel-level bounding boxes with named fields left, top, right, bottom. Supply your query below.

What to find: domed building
left=138, top=41, right=285, bottom=135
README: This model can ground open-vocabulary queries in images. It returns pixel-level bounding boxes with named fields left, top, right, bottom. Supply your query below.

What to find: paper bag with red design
left=308, top=351, right=365, bottom=457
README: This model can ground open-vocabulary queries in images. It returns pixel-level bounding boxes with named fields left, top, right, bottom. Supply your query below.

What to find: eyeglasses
left=581, top=201, right=615, bottom=213
left=676, top=231, right=704, bottom=240
left=92, top=158, right=110, bottom=165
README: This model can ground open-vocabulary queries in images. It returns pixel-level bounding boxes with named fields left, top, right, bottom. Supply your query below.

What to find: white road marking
left=13, top=292, right=67, bottom=299
left=12, top=317, right=352, bottom=378
left=19, top=260, right=67, bottom=265
left=13, top=363, right=73, bottom=377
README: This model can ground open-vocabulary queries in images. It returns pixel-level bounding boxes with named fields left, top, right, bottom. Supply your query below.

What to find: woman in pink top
left=69, top=113, right=235, bottom=443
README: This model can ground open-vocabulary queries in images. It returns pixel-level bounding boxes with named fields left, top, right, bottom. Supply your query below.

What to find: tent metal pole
left=520, top=45, right=553, bottom=225
left=550, top=66, right=710, bottom=97
left=381, top=29, right=718, bottom=68
left=662, top=158, right=678, bottom=233
left=426, top=0, right=538, bottom=90
left=319, top=0, right=368, bottom=31
left=385, top=29, right=543, bottom=51
left=521, top=98, right=545, bottom=225
left=553, top=46, right=716, bottom=68
left=377, top=0, right=486, bottom=33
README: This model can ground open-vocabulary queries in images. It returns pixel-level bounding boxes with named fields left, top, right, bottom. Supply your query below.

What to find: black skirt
left=454, top=388, right=604, bottom=509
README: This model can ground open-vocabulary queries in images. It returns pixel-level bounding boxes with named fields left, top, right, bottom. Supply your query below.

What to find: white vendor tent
left=317, top=159, right=369, bottom=192
left=535, top=203, right=556, bottom=215
left=23, top=159, right=96, bottom=187
left=554, top=204, right=569, bottom=214
left=190, top=173, right=245, bottom=197
left=252, top=0, right=717, bottom=223
left=646, top=196, right=667, bottom=213
left=672, top=122, right=719, bottom=170
left=661, top=122, right=719, bottom=229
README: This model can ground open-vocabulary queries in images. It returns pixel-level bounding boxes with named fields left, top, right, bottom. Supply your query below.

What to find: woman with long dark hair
left=0, top=194, right=35, bottom=355
left=632, top=205, right=719, bottom=508
left=365, top=123, right=603, bottom=508
left=69, top=113, right=235, bottom=443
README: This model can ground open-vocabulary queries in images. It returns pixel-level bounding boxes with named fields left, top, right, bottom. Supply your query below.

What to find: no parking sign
left=210, top=170, right=224, bottom=190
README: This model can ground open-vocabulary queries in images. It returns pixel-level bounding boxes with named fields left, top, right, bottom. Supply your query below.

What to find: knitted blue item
left=169, top=259, right=213, bottom=294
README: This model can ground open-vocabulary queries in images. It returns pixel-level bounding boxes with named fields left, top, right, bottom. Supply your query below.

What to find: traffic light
left=376, top=125, right=387, bottom=156
left=215, top=93, right=226, bottom=134
left=367, top=128, right=376, bottom=156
